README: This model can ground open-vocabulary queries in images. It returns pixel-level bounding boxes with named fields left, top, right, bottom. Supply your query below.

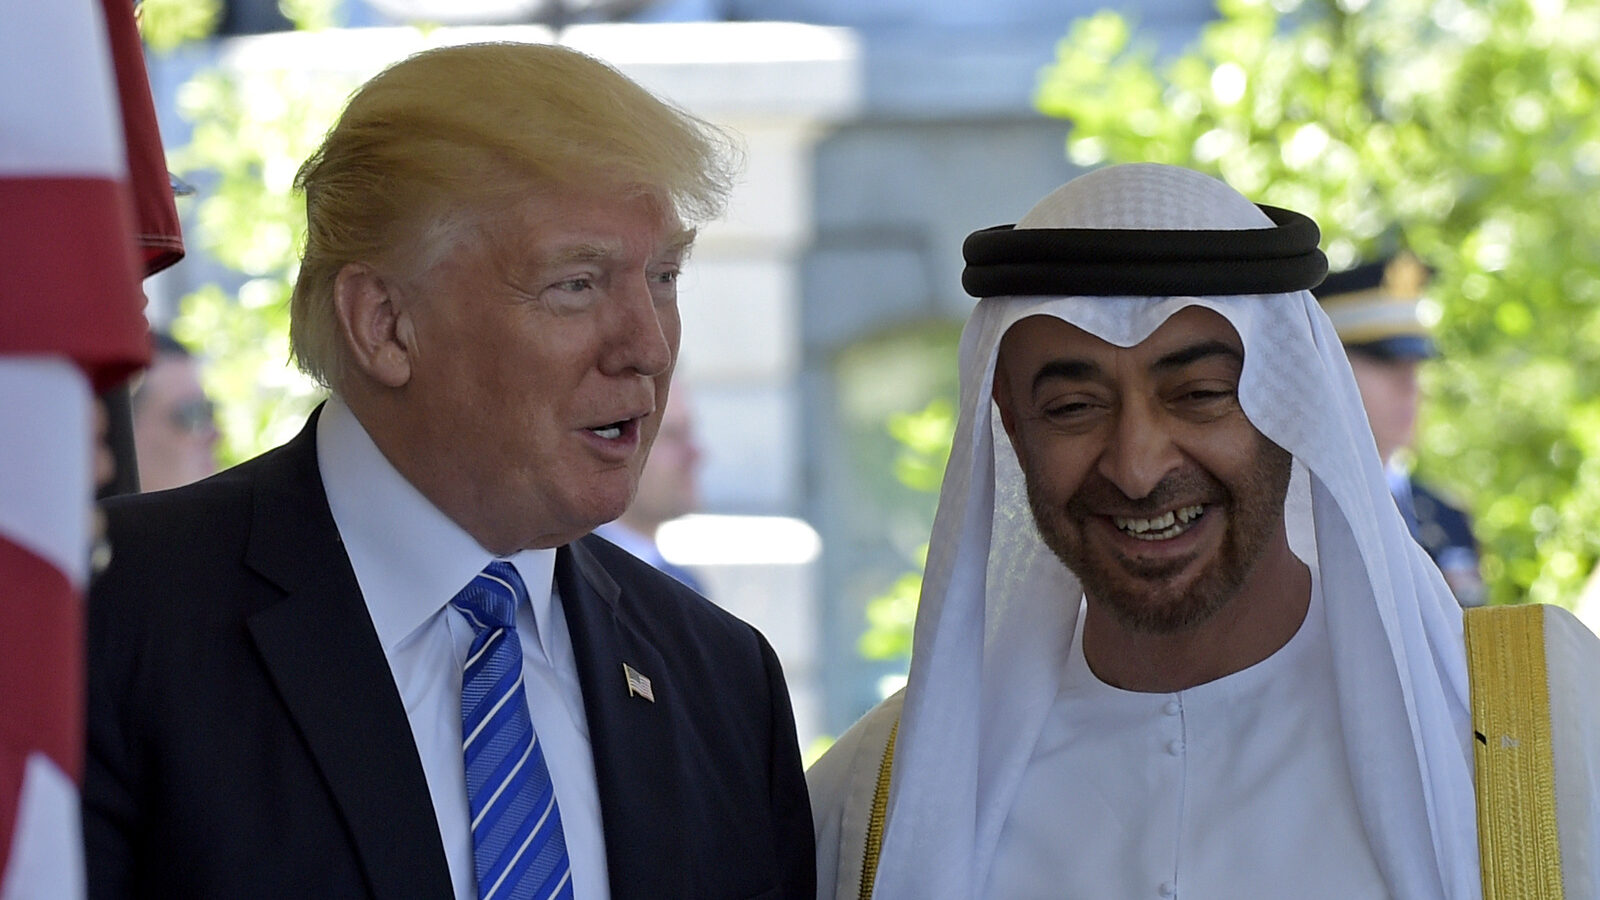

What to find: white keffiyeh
left=871, top=164, right=1481, bottom=898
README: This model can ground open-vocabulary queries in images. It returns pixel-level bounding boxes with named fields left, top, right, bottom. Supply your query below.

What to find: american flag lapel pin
left=623, top=663, right=654, bottom=702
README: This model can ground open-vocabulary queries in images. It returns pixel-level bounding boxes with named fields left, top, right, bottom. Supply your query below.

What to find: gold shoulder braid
left=859, top=718, right=899, bottom=900
left=1465, top=603, right=1564, bottom=898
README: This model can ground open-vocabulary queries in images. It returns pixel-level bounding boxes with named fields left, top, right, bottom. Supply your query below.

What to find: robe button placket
left=1159, top=881, right=1177, bottom=897
left=1163, top=697, right=1183, bottom=755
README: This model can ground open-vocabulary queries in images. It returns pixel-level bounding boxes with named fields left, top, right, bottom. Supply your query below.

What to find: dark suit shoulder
left=84, top=418, right=443, bottom=899
left=88, top=438, right=317, bottom=703
left=94, top=446, right=294, bottom=627
left=577, top=531, right=763, bottom=645
left=103, top=430, right=308, bottom=523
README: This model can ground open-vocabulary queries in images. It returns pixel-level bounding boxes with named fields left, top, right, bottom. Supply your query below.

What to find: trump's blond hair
left=289, top=41, right=739, bottom=390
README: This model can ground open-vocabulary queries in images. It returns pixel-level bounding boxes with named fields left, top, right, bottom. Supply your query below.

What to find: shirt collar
left=316, top=395, right=558, bottom=653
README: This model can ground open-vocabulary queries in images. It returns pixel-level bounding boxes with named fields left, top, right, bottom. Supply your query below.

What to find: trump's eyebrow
left=663, top=228, right=698, bottom=257
left=541, top=228, right=699, bottom=267
left=547, top=242, right=619, bottom=265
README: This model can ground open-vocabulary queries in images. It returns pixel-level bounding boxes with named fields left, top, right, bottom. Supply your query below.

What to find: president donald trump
left=86, top=41, right=814, bottom=900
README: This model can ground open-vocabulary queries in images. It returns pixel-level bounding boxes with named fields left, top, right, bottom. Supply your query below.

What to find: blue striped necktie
left=452, top=561, right=574, bottom=900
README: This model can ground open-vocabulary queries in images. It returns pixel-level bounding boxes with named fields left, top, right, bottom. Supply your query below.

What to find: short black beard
left=1026, top=435, right=1294, bottom=634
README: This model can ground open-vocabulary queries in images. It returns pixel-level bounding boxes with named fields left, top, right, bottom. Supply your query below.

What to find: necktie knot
left=451, top=560, right=525, bottom=633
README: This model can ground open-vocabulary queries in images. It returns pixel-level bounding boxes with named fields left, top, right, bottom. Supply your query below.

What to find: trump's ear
left=334, top=262, right=412, bottom=388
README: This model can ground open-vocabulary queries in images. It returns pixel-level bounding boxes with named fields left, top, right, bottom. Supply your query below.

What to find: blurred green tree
left=137, top=0, right=222, bottom=52
left=143, top=1, right=356, bottom=465
left=169, top=64, right=354, bottom=463
left=857, top=398, right=955, bottom=662
left=1034, top=0, right=1600, bottom=607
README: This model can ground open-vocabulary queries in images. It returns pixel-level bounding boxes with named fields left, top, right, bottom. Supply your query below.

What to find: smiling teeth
left=591, top=425, right=623, bottom=440
left=1114, top=505, right=1204, bottom=541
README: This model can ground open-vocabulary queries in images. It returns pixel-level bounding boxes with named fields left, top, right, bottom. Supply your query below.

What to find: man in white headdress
left=808, top=163, right=1600, bottom=899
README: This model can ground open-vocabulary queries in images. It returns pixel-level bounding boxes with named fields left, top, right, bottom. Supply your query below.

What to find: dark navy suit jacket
left=84, top=410, right=814, bottom=899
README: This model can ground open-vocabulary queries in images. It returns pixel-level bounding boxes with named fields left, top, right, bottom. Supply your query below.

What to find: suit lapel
left=242, top=413, right=454, bottom=900
left=558, top=540, right=690, bottom=899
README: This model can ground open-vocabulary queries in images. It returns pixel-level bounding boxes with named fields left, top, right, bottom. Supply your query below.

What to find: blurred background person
left=596, top=384, right=708, bottom=593
left=1313, top=253, right=1485, bottom=607
left=130, top=331, right=219, bottom=492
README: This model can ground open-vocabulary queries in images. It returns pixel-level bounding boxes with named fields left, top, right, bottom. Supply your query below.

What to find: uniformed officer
left=1312, top=252, right=1484, bottom=606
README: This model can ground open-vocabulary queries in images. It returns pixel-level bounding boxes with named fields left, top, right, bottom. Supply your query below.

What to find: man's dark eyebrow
left=1031, top=359, right=1101, bottom=394
left=1153, top=340, right=1243, bottom=372
left=1028, top=340, right=1241, bottom=394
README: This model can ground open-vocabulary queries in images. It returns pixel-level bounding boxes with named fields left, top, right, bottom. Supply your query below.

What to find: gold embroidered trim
left=859, top=718, right=900, bottom=900
left=1466, top=604, right=1564, bottom=899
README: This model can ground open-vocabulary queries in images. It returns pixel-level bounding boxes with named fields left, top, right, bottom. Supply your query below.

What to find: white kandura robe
left=811, top=601, right=1600, bottom=900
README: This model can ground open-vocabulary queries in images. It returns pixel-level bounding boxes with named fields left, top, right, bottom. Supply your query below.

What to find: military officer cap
left=1311, top=252, right=1437, bottom=361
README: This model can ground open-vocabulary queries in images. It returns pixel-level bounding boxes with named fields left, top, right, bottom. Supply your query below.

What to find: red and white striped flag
left=0, top=0, right=181, bottom=895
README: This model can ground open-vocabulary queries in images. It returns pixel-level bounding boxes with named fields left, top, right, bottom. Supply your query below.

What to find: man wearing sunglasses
left=129, top=330, right=218, bottom=492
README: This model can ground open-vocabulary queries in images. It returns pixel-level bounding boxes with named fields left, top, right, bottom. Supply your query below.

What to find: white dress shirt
left=317, top=396, right=611, bottom=900
left=988, top=581, right=1388, bottom=899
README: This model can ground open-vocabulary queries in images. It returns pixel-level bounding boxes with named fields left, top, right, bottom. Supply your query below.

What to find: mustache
left=1065, top=469, right=1225, bottom=517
